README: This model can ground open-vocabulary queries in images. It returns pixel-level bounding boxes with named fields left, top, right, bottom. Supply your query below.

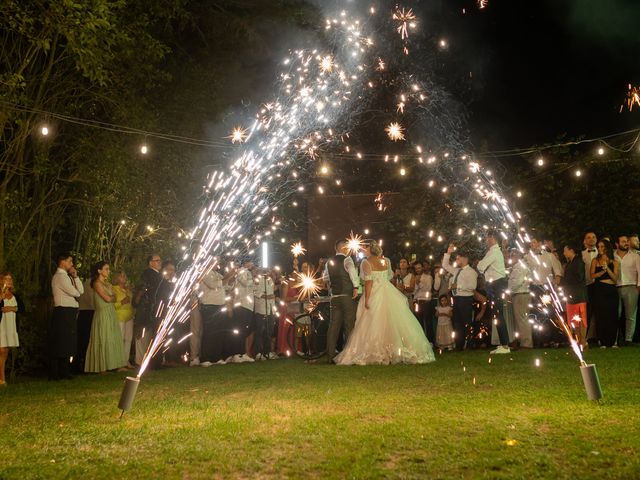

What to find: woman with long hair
left=335, top=241, right=435, bottom=365
left=590, top=240, right=620, bottom=348
left=84, top=261, right=126, bottom=372
left=0, top=272, right=20, bottom=386
left=112, top=271, right=135, bottom=368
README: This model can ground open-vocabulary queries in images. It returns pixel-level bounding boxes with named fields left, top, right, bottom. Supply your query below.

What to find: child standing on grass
left=435, top=295, right=454, bottom=350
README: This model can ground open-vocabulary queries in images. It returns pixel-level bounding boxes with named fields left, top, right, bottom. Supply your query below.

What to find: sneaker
left=189, top=358, right=200, bottom=367
left=490, top=346, right=511, bottom=355
left=600, top=346, right=607, bottom=349
left=612, top=345, right=619, bottom=349
left=200, top=361, right=213, bottom=367
left=255, top=353, right=267, bottom=361
left=267, top=352, right=279, bottom=360
left=215, top=359, right=227, bottom=365
left=238, top=354, right=255, bottom=363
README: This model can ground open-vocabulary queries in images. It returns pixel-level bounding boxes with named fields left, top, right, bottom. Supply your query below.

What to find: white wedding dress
left=335, top=257, right=436, bottom=365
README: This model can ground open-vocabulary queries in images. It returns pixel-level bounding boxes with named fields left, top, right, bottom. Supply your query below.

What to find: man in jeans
left=614, top=235, right=640, bottom=345
left=442, top=244, right=477, bottom=351
left=477, top=231, right=510, bottom=354
left=323, top=239, right=359, bottom=363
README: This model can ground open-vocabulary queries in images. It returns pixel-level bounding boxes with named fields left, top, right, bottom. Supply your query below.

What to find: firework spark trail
left=138, top=3, right=586, bottom=375
left=138, top=9, right=380, bottom=375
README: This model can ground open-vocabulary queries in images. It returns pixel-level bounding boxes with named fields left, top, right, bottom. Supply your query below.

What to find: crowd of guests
left=394, top=231, right=640, bottom=354
left=1, top=230, right=638, bottom=384
left=44, top=253, right=310, bottom=379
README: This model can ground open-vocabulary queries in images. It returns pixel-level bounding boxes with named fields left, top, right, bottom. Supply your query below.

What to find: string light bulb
left=41, top=126, right=49, bottom=136
left=597, top=147, right=605, bottom=156
left=140, top=144, right=149, bottom=155
left=575, top=169, right=582, bottom=177
left=536, top=157, right=544, bottom=166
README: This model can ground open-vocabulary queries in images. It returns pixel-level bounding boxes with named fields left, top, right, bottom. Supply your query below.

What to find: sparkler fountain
left=118, top=1, right=599, bottom=413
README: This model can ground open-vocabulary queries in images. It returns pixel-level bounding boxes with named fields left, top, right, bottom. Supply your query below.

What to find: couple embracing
left=323, top=239, right=435, bottom=365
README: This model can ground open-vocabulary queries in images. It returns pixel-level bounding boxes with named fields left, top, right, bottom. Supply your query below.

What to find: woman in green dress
left=84, top=261, right=126, bottom=373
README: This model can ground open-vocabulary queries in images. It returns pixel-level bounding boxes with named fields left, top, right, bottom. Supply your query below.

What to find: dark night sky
left=214, top=0, right=640, bottom=153
left=440, top=0, right=640, bottom=150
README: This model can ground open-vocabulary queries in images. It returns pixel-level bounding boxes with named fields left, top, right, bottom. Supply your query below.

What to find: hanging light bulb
left=536, top=157, right=544, bottom=166
left=140, top=144, right=149, bottom=155
left=41, top=126, right=49, bottom=136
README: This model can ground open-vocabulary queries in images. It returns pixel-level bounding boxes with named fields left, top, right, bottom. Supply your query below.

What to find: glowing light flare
left=346, top=232, right=364, bottom=255
left=319, top=55, right=334, bottom=73
left=294, top=271, right=322, bottom=300
left=385, top=122, right=406, bottom=141
left=229, top=126, right=249, bottom=144
left=291, top=242, right=306, bottom=258
left=392, top=7, right=416, bottom=40
left=622, top=84, right=640, bottom=112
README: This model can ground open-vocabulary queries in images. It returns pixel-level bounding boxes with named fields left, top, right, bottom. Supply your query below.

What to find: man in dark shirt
left=561, top=243, right=588, bottom=349
left=133, top=254, right=164, bottom=366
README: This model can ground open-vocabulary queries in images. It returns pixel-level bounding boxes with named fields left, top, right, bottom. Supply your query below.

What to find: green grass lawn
left=1, top=348, right=639, bottom=479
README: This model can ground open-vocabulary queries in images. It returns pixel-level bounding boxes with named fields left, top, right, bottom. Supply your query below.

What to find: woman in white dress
left=0, top=272, right=20, bottom=386
left=335, top=241, right=435, bottom=365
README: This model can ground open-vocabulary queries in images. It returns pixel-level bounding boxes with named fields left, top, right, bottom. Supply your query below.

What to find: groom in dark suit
left=133, top=254, right=164, bottom=366
left=323, top=239, right=360, bottom=363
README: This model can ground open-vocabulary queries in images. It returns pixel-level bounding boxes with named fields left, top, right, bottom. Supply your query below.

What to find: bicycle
left=287, top=295, right=331, bottom=360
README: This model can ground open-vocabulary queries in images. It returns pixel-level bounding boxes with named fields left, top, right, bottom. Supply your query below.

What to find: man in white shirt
left=49, top=254, right=83, bottom=380
left=412, top=261, right=434, bottom=343
left=507, top=249, right=533, bottom=348
left=193, top=266, right=228, bottom=365
left=253, top=269, right=277, bottom=360
left=477, top=231, right=510, bottom=354
left=581, top=231, right=598, bottom=342
left=614, top=235, right=640, bottom=344
left=234, top=260, right=256, bottom=362
left=323, top=239, right=360, bottom=362
left=526, top=237, right=563, bottom=287
left=443, top=244, right=477, bottom=350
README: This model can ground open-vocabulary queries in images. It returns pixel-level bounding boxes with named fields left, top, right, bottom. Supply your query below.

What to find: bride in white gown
left=335, top=241, right=436, bottom=365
